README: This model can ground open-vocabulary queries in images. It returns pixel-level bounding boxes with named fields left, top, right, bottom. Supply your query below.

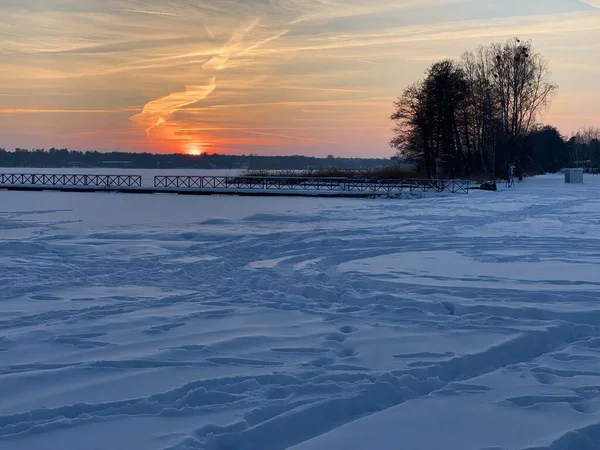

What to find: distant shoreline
left=0, top=150, right=396, bottom=171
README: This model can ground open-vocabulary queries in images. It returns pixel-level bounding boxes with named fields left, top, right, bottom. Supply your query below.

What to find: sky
left=1, top=0, right=600, bottom=157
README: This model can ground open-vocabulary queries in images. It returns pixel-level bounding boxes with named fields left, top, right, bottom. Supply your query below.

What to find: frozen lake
left=1, top=174, right=600, bottom=450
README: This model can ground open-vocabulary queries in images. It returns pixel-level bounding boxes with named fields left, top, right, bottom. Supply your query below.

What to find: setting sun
left=185, top=142, right=204, bottom=156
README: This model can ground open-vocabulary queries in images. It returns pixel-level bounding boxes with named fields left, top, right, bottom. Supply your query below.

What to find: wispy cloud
left=579, top=0, right=600, bottom=8
left=285, top=0, right=464, bottom=24
left=122, top=9, right=182, bottom=17
left=130, top=18, right=291, bottom=149
left=277, top=86, right=369, bottom=93
left=130, top=81, right=218, bottom=137
left=334, top=57, right=383, bottom=65
left=0, top=109, right=128, bottom=114
left=217, top=129, right=338, bottom=145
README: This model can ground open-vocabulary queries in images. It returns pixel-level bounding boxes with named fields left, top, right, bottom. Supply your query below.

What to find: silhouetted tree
left=391, top=38, right=558, bottom=178
left=391, top=82, right=434, bottom=176
left=391, top=61, right=469, bottom=178
left=487, top=38, right=558, bottom=172
left=572, top=127, right=600, bottom=168
left=523, top=126, right=569, bottom=173
left=461, top=46, right=497, bottom=175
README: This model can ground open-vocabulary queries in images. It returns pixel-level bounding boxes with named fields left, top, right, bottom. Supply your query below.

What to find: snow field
left=1, top=174, right=600, bottom=450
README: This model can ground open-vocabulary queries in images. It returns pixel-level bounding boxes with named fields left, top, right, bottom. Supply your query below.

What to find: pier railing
left=154, top=176, right=470, bottom=194
left=0, top=173, right=470, bottom=195
left=0, top=173, right=142, bottom=188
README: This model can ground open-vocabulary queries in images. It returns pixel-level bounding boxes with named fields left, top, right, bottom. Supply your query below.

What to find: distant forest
left=390, top=37, right=600, bottom=178
left=0, top=148, right=395, bottom=171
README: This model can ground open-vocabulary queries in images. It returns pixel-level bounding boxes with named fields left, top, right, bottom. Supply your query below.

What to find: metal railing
left=0, top=173, right=470, bottom=194
left=0, top=173, right=142, bottom=188
left=154, top=176, right=470, bottom=194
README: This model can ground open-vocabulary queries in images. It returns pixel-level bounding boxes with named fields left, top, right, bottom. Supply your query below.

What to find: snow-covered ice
left=1, top=173, right=600, bottom=450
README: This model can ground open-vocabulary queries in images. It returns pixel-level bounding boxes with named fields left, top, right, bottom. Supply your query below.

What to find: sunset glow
left=2, top=1, right=600, bottom=156
left=185, top=142, right=204, bottom=156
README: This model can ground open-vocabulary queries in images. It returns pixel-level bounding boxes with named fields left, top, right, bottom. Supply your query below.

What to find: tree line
left=390, top=37, right=597, bottom=178
left=0, top=148, right=394, bottom=171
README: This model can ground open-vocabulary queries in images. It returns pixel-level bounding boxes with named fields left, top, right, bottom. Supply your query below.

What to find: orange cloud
left=129, top=19, right=290, bottom=152
left=130, top=80, right=217, bottom=137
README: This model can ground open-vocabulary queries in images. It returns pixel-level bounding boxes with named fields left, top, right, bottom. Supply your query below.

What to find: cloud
left=210, top=129, right=339, bottom=144
left=129, top=19, right=289, bottom=147
left=276, top=86, right=369, bottom=93
left=122, top=9, right=181, bottom=17
left=0, top=109, right=122, bottom=114
left=280, top=0, right=463, bottom=24
left=239, top=12, right=600, bottom=60
left=579, top=0, right=600, bottom=8
left=130, top=80, right=217, bottom=136
left=202, top=19, right=262, bottom=71
left=128, top=20, right=257, bottom=138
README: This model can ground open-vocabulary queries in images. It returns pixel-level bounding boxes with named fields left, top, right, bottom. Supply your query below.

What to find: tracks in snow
left=2, top=187, right=600, bottom=449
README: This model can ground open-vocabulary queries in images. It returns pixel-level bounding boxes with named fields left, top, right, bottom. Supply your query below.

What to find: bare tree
left=391, top=38, right=558, bottom=179
left=391, top=61, right=469, bottom=178
left=391, top=82, right=436, bottom=177
left=573, top=127, right=600, bottom=167
left=462, top=47, right=497, bottom=175
left=488, top=39, right=557, bottom=151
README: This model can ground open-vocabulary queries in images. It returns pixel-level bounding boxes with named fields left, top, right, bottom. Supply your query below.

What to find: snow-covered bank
left=1, top=174, right=600, bottom=449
